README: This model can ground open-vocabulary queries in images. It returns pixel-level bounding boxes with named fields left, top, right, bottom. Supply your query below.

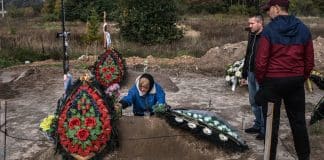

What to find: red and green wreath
left=94, top=48, right=126, bottom=88
left=57, top=81, right=112, bottom=158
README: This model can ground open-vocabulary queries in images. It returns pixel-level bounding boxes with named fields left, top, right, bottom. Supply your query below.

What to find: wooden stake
left=306, top=78, right=313, bottom=93
left=264, top=102, right=275, bottom=160
left=0, top=100, right=6, bottom=160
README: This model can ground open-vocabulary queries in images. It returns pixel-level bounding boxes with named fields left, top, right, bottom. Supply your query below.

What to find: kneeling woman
left=116, top=73, right=166, bottom=116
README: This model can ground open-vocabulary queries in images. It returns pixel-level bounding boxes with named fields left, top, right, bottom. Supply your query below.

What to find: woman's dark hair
left=140, top=73, right=155, bottom=93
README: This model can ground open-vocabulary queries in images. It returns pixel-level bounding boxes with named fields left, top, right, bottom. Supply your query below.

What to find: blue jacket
left=120, top=80, right=166, bottom=116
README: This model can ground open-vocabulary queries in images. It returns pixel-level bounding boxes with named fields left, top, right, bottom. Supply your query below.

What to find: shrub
left=118, top=0, right=183, bottom=44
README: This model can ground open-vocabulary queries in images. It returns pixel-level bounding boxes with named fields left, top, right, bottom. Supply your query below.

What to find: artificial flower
left=85, top=117, right=96, bottom=128
left=68, top=117, right=81, bottom=129
left=77, top=129, right=90, bottom=141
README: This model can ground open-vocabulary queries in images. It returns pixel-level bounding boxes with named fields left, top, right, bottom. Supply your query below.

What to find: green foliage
left=289, top=0, right=319, bottom=16
left=118, top=0, right=183, bottom=44
left=0, top=48, right=51, bottom=68
left=228, top=5, right=248, bottom=15
left=63, top=0, right=118, bottom=22
left=84, top=9, right=101, bottom=44
left=42, top=0, right=59, bottom=20
left=7, top=5, right=25, bottom=18
left=42, top=0, right=56, bottom=13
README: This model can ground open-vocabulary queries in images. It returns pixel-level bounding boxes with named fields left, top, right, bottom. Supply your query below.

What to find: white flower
left=235, top=71, right=242, bottom=77
left=219, top=134, right=228, bottom=141
left=203, top=127, right=212, bottom=135
left=225, top=76, right=231, bottom=81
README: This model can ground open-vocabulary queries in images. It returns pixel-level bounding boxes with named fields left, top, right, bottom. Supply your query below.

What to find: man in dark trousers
left=241, top=14, right=265, bottom=140
left=256, top=0, right=314, bottom=159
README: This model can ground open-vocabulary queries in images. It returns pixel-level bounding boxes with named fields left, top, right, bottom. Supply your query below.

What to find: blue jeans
left=248, top=72, right=264, bottom=134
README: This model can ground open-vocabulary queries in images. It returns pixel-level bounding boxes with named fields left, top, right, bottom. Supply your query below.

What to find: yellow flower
left=40, top=115, right=55, bottom=132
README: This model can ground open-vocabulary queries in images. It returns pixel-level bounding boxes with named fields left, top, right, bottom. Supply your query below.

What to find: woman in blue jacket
left=116, top=73, right=166, bottom=116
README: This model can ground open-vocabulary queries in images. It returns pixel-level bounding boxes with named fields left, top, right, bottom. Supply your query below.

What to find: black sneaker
left=256, top=133, right=265, bottom=140
left=245, top=127, right=260, bottom=134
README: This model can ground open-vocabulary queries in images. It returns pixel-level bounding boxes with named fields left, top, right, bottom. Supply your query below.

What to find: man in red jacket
left=255, top=0, right=314, bottom=159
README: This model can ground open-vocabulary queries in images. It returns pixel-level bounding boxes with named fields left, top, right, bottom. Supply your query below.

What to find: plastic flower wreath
left=94, top=49, right=125, bottom=88
left=57, top=80, right=113, bottom=158
left=225, top=59, right=244, bottom=91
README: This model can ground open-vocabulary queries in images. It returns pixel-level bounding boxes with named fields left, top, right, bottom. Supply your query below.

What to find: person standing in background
left=241, top=14, right=265, bottom=140
left=256, top=0, right=314, bottom=159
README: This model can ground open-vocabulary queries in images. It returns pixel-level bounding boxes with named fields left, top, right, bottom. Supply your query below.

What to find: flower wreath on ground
left=225, top=58, right=244, bottom=91
left=40, top=78, right=119, bottom=159
left=93, top=48, right=127, bottom=88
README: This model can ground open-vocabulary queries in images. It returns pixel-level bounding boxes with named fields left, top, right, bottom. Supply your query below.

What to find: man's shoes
left=244, top=127, right=260, bottom=134
left=256, top=133, right=265, bottom=140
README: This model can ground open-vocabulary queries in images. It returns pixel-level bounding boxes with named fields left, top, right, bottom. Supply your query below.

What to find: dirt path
left=0, top=61, right=323, bottom=160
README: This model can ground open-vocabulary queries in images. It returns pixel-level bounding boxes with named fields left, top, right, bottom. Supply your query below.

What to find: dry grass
left=1, top=14, right=324, bottom=66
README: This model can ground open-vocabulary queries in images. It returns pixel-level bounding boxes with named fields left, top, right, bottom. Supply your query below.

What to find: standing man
left=256, top=0, right=314, bottom=159
left=241, top=14, right=265, bottom=140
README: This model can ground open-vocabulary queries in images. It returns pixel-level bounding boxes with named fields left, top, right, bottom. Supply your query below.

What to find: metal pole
left=61, top=0, right=69, bottom=75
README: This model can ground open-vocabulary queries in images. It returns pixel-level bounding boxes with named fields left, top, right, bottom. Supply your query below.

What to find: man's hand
left=240, top=79, right=248, bottom=86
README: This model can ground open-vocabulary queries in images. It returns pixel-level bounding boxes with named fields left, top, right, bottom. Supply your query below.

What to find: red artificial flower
left=77, top=129, right=90, bottom=141
left=103, top=128, right=112, bottom=136
left=81, top=98, right=86, bottom=104
left=105, top=74, right=112, bottom=80
left=60, top=134, right=68, bottom=141
left=102, top=120, right=110, bottom=129
left=60, top=139, right=70, bottom=147
left=77, top=103, right=82, bottom=110
left=57, top=126, right=66, bottom=135
left=98, top=134, right=108, bottom=143
left=92, top=93, right=99, bottom=101
left=68, top=117, right=81, bottom=129
left=85, top=117, right=97, bottom=128
left=86, top=104, right=91, bottom=110
left=79, top=146, right=91, bottom=157
left=91, top=141, right=101, bottom=152
left=109, top=67, right=115, bottom=73
left=58, top=117, right=65, bottom=125
left=82, top=109, right=87, bottom=115
left=102, top=67, right=108, bottom=73
left=68, top=144, right=79, bottom=153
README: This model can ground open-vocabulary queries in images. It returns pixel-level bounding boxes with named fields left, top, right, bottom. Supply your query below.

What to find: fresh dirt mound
left=194, top=36, right=324, bottom=76
left=195, top=41, right=247, bottom=76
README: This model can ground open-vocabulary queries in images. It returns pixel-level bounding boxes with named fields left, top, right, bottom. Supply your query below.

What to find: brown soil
left=1, top=39, right=324, bottom=160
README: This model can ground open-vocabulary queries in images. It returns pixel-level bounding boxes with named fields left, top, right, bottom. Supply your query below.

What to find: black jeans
left=256, top=76, right=310, bottom=160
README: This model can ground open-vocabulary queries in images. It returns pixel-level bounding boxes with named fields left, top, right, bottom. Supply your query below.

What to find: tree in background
left=41, top=0, right=55, bottom=13
left=63, top=0, right=117, bottom=22
left=118, top=0, right=183, bottom=44
left=41, top=0, right=59, bottom=20
left=84, top=9, right=101, bottom=44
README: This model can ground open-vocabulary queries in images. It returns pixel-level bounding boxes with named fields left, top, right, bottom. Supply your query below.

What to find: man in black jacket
left=241, top=14, right=265, bottom=140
